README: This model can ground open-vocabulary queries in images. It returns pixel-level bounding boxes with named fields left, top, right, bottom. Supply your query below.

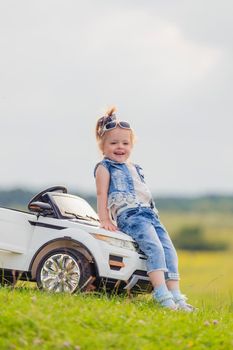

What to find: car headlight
left=90, top=233, right=136, bottom=252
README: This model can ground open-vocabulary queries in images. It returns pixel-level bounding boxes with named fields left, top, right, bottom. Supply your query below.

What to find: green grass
left=160, top=211, right=233, bottom=250
left=0, top=251, right=232, bottom=350
left=0, top=287, right=232, bottom=350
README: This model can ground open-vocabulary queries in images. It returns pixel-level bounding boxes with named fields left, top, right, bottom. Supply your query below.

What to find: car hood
left=68, top=218, right=134, bottom=242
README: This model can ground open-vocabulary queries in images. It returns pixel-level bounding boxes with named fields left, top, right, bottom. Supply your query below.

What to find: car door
left=0, top=208, right=36, bottom=254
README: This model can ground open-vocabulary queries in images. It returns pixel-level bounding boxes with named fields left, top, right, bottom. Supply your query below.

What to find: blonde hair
left=95, top=106, right=135, bottom=152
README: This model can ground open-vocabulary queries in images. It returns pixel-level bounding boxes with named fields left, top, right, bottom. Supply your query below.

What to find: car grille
left=133, top=242, right=146, bottom=257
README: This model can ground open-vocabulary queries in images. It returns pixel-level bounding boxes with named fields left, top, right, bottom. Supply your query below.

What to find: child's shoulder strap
left=94, top=159, right=110, bottom=177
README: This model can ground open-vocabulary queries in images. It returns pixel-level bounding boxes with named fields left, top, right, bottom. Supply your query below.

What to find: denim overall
left=94, top=158, right=179, bottom=280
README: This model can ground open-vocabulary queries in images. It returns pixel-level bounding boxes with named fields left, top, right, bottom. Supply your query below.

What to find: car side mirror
left=28, top=201, right=53, bottom=214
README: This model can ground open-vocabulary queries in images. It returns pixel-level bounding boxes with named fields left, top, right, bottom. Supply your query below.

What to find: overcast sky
left=0, top=0, right=232, bottom=196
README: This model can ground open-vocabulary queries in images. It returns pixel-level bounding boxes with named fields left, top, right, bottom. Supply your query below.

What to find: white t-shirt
left=126, top=163, right=152, bottom=205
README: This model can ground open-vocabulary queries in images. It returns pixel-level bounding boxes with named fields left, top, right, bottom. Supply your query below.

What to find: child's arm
left=95, top=164, right=118, bottom=232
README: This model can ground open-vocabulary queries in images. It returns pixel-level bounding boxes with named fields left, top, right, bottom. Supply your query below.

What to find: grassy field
left=160, top=211, right=233, bottom=251
left=0, top=212, right=232, bottom=350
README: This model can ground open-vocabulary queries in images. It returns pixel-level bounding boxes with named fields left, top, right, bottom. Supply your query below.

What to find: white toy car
left=0, top=186, right=151, bottom=294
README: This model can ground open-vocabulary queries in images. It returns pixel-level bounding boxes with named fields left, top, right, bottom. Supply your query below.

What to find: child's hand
left=100, top=219, right=118, bottom=232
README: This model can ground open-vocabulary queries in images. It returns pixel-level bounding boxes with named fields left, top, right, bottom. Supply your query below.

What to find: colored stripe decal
left=29, top=221, right=66, bottom=230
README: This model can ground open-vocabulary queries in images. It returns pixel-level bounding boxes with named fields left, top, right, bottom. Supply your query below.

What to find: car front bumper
left=91, top=240, right=152, bottom=293
left=95, top=269, right=152, bottom=294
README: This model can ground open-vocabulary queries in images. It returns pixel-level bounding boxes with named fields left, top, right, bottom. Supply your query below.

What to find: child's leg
left=152, top=216, right=179, bottom=281
left=166, top=279, right=179, bottom=290
left=148, top=270, right=177, bottom=309
left=117, top=214, right=177, bottom=309
left=148, top=270, right=165, bottom=287
left=152, top=216, right=196, bottom=311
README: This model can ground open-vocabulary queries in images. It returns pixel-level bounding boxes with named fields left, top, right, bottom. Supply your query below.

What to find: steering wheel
left=28, top=186, right=68, bottom=209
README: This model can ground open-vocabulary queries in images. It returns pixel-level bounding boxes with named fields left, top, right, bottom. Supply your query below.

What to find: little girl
left=94, top=107, right=195, bottom=311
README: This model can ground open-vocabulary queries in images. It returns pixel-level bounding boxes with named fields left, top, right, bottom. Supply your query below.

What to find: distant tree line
left=173, top=225, right=227, bottom=251
left=0, top=188, right=233, bottom=213
left=154, top=195, right=233, bottom=212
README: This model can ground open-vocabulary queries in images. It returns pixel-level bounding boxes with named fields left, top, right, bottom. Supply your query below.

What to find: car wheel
left=36, top=249, right=93, bottom=293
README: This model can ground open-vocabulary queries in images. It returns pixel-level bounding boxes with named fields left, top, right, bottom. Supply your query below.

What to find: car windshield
left=52, top=194, right=99, bottom=222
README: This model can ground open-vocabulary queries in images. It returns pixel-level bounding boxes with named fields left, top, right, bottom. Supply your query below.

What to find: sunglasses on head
left=99, top=120, right=131, bottom=136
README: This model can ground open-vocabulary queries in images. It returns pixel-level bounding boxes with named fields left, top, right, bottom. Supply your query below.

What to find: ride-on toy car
left=0, top=186, right=151, bottom=294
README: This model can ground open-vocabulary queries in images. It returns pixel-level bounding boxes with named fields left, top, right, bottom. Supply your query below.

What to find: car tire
left=36, top=248, right=93, bottom=294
